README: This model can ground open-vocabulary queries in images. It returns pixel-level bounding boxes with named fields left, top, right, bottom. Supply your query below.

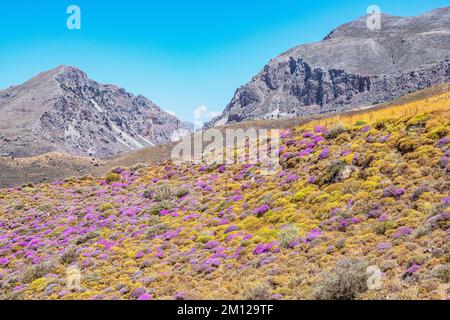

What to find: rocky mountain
left=1, top=90, right=449, bottom=300
left=0, top=66, right=188, bottom=158
left=183, top=121, right=195, bottom=133
left=206, top=7, right=450, bottom=127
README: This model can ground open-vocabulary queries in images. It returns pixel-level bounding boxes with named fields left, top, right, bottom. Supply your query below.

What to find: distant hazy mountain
left=207, top=7, right=450, bottom=127
left=0, top=66, right=188, bottom=158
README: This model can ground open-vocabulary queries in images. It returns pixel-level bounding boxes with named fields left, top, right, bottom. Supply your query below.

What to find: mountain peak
left=0, top=67, right=188, bottom=158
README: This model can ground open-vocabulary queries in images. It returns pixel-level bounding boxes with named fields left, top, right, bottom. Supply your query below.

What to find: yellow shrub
left=99, top=203, right=114, bottom=212
left=30, top=278, right=49, bottom=292
left=293, top=186, right=317, bottom=202
left=252, top=236, right=264, bottom=244
left=427, top=126, right=448, bottom=139
left=196, top=235, right=213, bottom=243
left=342, top=153, right=355, bottom=164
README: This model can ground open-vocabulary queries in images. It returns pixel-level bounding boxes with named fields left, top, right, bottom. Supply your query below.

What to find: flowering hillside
left=0, top=95, right=449, bottom=300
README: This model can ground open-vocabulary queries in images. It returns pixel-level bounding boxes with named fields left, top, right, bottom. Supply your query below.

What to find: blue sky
left=0, top=0, right=449, bottom=122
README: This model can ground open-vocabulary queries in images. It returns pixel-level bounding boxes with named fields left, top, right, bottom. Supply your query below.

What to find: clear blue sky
left=0, top=0, right=449, bottom=122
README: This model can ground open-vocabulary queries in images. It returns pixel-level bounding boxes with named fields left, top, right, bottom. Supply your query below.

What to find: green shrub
left=130, top=163, right=146, bottom=171
left=75, top=231, right=100, bottom=245
left=143, top=190, right=153, bottom=199
left=37, top=203, right=52, bottom=213
left=59, top=247, right=78, bottom=265
left=413, top=223, right=433, bottom=238
left=99, top=203, right=114, bottom=212
left=427, top=126, right=448, bottom=139
left=406, top=113, right=430, bottom=130
left=314, top=259, right=368, bottom=300
left=147, top=223, right=169, bottom=238
left=105, top=172, right=121, bottom=183
left=12, top=202, right=25, bottom=210
left=196, top=234, right=213, bottom=244
left=319, top=160, right=347, bottom=185
left=427, top=202, right=447, bottom=219
left=153, top=184, right=173, bottom=202
left=79, top=175, right=94, bottom=181
left=147, top=201, right=175, bottom=215
left=175, top=187, right=190, bottom=198
left=244, top=283, right=271, bottom=300
left=373, top=118, right=398, bottom=131
left=373, top=221, right=396, bottom=235
left=22, top=261, right=57, bottom=283
left=278, top=223, right=299, bottom=248
left=396, top=138, right=418, bottom=154
left=110, top=167, right=125, bottom=174
left=146, top=215, right=160, bottom=226
left=431, top=264, right=449, bottom=282
left=335, top=238, right=346, bottom=250
left=64, top=176, right=77, bottom=183
left=324, top=123, right=347, bottom=140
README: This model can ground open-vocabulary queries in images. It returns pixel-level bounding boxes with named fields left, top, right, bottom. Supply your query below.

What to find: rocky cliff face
left=0, top=66, right=188, bottom=158
left=206, top=7, right=450, bottom=127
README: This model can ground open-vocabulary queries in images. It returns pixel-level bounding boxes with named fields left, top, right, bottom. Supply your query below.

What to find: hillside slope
left=1, top=84, right=449, bottom=189
left=0, top=90, right=448, bottom=300
left=0, top=66, right=188, bottom=158
left=207, top=7, right=450, bottom=127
